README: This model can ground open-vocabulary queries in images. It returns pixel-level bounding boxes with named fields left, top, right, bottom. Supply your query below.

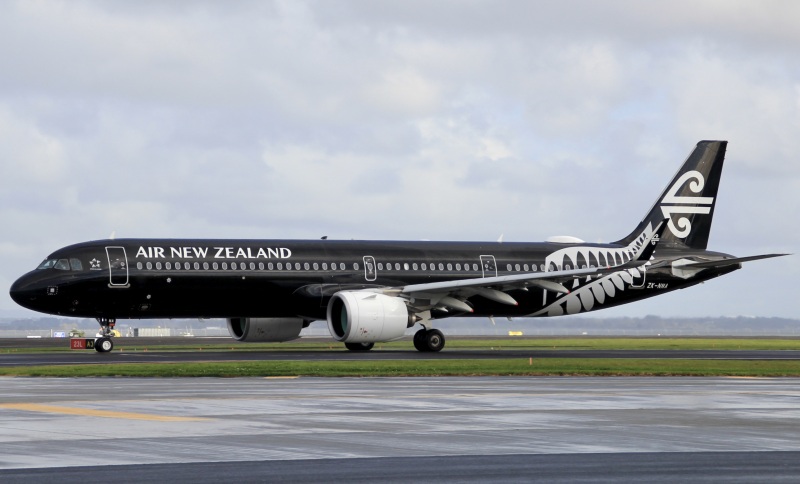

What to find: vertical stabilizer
left=614, top=140, right=726, bottom=250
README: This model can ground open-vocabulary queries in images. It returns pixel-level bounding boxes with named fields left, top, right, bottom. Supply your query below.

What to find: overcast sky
left=1, top=0, right=797, bottom=320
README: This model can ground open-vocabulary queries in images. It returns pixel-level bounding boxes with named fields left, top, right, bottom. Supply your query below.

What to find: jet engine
left=326, top=291, right=413, bottom=343
left=226, top=317, right=304, bottom=342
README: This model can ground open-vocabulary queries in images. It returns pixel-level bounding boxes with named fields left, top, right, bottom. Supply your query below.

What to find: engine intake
left=327, top=291, right=412, bottom=343
left=226, top=317, right=304, bottom=342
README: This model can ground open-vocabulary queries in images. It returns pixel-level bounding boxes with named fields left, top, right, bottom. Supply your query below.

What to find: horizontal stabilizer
left=678, top=253, right=789, bottom=269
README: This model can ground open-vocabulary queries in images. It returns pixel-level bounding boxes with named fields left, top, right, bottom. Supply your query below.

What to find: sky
left=0, top=0, right=798, bottom=320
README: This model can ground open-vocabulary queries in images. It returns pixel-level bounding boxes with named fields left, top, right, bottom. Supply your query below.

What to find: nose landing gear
left=94, top=317, right=116, bottom=353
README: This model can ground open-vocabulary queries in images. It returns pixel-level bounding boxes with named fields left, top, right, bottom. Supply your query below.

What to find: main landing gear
left=344, top=342, right=375, bottom=351
left=95, top=317, right=116, bottom=353
left=413, top=327, right=445, bottom=352
left=342, top=328, right=445, bottom=352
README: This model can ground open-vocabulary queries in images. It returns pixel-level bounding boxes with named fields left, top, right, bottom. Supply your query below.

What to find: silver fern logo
left=531, top=223, right=656, bottom=317
left=660, top=170, right=714, bottom=238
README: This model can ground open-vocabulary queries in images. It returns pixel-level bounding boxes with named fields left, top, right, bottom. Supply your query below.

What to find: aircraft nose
left=9, top=273, right=42, bottom=310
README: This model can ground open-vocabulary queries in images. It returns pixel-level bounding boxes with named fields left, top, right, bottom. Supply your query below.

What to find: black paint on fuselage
left=9, top=238, right=737, bottom=321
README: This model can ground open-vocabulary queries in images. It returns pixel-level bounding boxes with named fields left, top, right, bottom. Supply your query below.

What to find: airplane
left=9, top=140, right=786, bottom=353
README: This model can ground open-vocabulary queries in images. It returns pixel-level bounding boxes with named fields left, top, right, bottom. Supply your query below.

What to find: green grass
left=3, top=337, right=799, bottom=378
left=1, top=358, right=799, bottom=378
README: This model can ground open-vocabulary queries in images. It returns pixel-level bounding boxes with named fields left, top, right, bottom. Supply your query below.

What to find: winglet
left=632, top=219, right=668, bottom=264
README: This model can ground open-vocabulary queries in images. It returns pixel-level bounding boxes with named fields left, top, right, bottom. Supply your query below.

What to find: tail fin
left=614, top=140, right=727, bottom=250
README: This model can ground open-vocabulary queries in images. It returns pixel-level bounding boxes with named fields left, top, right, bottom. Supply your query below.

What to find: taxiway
left=1, top=377, right=800, bottom=481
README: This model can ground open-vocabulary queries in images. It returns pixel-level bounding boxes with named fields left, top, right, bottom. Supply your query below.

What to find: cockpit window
left=37, top=258, right=81, bottom=270
left=37, top=259, right=57, bottom=270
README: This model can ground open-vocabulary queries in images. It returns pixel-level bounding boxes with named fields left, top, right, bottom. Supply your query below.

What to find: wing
left=396, top=220, right=668, bottom=314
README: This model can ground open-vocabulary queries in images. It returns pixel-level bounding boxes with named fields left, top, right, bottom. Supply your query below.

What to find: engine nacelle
left=327, top=291, right=412, bottom=343
left=226, top=317, right=304, bottom=342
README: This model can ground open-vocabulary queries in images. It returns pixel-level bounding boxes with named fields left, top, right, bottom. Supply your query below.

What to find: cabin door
left=363, top=256, right=377, bottom=282
left=480, top=255, right=497, bottom=277
left=105, top=246, right=129, bottom=287
left=630, top=266, right=646, bottom=289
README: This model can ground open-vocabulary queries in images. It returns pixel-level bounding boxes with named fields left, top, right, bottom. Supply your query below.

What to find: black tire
left=424, top=329, right=445, bottom=352
left=95, top=337, right=114, bottom=353
left=413, top=329, right=429, bottom=352
left=344, top=342, right=374, bottom=351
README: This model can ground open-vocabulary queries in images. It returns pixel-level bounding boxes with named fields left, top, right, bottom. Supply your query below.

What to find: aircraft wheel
left=344, top=342, right=374, bottom=351
left=95, top=337, right=114, bottom=353
left=413, top=329, right=429, bottom=352
left=424, top=329, right=445, bottom=352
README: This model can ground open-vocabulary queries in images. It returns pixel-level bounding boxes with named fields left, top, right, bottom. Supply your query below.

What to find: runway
left=2, top=377, right=800, bottom=481
left=3, top=348, right=800, bottom=366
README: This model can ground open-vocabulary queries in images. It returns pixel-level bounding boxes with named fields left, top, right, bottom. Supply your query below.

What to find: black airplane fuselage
left=10, top=238, right=737, bottom=321
left=8, top=141, right=785, bottom=352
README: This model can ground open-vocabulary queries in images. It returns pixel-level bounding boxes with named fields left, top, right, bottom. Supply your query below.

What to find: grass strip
left=0, top=358, right=798, bottom=378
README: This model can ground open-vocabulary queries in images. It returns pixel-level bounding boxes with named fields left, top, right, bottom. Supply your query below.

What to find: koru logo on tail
left=660, top=170, right=714, bottom=238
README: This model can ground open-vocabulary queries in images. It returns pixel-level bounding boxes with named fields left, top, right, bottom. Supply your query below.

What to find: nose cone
left=9, top=272, right=43, bottom=311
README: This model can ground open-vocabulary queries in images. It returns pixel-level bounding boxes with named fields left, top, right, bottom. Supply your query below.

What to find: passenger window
left=455, top=263, right=461, bottom=270
left=472, top=263, right=478, bottom=271
left=524, top=264, right=529, bottom=271
left=250, top=262, right=256, bottom=270
left=295, top=262, right=301, bottom=270
left=69, top=258, right=83, bottom=271
left=340, top=263, right=345, bottom=270
left=438, top=263, right=444, bottom=271
left=194, top=262, right=200, bottom=270
left=321, top=262, right=327, bottom=270
left=277, top=262, right=283, bottom=270
left=506, top=264, right=512, bottom=271
left=304, top=262, right=310, bottom=270
left=156, top=262, right=162, bottom=270
left=412, top=263, right=418, bottom=270
left=166, top=262, right=172, bottom=270
left=313, top=262, right=318, bottom=270
left=447, top=263, right=452, bottom=270
left=353, top=262, right=359, bottom=270
left=137, top=262, right=143, bottom=270
left=231, top=262, right=238, bottom=270
left=515, top=264, right=520, bottom=271
left=147, top=262, right=153, bottom=270
left=404, top=263, right=409, bottom=270
left=213, top=262, right=219, bottom=270
left=395, top=263, right=400, bottom=270
left=378, top=263, right=383, bottom=270
left=259, top=262, right=265, bottom=270
left=421, top=263, right=427, bottom=270
left=222, top=262, right=228, bottom=270
left=531, top=264, right=537, bottom=272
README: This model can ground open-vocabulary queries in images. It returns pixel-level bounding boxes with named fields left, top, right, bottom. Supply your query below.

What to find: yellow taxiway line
left=0, top=403, right=208, bottom=421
